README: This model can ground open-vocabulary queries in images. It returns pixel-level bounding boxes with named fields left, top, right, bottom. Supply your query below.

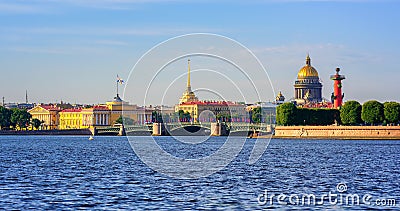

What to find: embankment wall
left=274, top=126, right=400, bottom=139
left=0, top=129, right=92, bottom=136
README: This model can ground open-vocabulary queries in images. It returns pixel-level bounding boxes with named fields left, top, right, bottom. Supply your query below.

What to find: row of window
left=179, top=106, right=245, bottom=111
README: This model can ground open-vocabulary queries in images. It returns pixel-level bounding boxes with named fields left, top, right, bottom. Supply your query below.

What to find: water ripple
left=0, top=136, right=399, bottom=210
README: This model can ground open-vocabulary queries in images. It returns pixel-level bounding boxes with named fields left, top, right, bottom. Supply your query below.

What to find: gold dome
left=297, top=55, right=319, bottom=78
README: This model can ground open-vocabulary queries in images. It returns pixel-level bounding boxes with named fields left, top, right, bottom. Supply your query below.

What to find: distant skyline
left=1, top=0, right=399, bottom=105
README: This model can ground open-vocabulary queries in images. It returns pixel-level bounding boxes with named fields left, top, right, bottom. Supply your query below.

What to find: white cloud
left=10, top=47, right=69, bottom=54
left=0, top=0, right=191, bottom=12
left=0, top=0, right=390, bottom=14
left=0, top=2, right=47, bottom=13
left=3, top=26, right=221, bottom=36
left=253, top=0, right=386, bottom=2
left=251, top=43, right=381, bottom=65
left=9, top=45, right=116, bottom=55
left=94, top=40, right=130, bottom=46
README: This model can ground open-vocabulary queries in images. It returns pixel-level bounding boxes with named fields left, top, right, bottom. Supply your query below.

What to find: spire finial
left=306, top=54, right=311, bottom=66
left=187, top=59, right=191, bottom=90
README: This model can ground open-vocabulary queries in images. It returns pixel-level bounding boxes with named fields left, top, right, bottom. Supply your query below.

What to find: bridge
left=95, top=122, right=275, bottom=136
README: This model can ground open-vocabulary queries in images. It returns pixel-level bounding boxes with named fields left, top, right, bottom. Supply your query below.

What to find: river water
left=0, top=136, right=399, bottom=210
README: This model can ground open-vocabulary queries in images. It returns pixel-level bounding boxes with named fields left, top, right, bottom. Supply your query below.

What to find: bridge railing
left=96, top=122, right=276, bottom=134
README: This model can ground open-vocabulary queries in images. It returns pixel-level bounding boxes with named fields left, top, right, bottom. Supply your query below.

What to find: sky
left=0, top=0, right=399, bottom=106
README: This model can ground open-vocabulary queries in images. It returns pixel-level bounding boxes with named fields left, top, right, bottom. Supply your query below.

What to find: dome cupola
left=297, top=54, right=319, bottom=78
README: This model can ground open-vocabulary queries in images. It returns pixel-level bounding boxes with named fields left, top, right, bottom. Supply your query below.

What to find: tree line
left=276, top=103, right=339, bottom=126
left=276, top=100, right=400, bottom=126
left=0, top=106, right=43, bottom=130
left=151, top=110, right=233, bottom=123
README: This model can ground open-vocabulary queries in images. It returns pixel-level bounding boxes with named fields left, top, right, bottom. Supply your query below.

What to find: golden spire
left=179, top=59, right=198, bottom=104
left=185, top=59, right=192, bottom=93
left=306, top=54, right=311, bottom=66
left=187, top=59, right=191, bottom=88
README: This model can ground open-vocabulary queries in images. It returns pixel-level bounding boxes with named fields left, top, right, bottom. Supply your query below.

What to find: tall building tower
left=330, top=67, right=345, bottom=108
left=179, top=59, right=198, bottom=104
left=294, top=55, right=323, bottom=104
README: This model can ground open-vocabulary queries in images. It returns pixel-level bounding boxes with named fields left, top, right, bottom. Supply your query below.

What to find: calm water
left=0, top=136, right=399, bottom=210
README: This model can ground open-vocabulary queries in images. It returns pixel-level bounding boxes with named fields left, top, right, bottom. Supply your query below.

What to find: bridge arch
left=168, top=125, right=211, bottom=136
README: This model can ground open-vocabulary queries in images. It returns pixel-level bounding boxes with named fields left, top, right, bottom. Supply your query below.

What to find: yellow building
left=56, top=94, right=152, bottom=129
left=59, top=108, right=83, bottom=129
left=105, top=94, right=143, bottom=125
left=59, top=106, right=111, bottom=129
left=82, top=106, right=111, bottom=127
left=174, top=59, right=247, bottom=122
left=28, top=104, right=61, bottom=129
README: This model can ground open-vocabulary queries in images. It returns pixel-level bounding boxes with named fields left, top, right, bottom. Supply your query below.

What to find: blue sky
left=0, top=0, right=399, bottom=105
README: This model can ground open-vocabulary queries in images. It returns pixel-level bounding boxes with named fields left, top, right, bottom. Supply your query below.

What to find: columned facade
left=28, top=105, right=61, bottom=130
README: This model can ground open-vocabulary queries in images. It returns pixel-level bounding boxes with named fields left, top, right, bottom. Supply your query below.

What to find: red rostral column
left=330, top=68, right=346, bottom=108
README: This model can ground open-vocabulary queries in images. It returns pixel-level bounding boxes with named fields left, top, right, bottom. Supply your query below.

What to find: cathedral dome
left=297, top=55, right=319, bottom=78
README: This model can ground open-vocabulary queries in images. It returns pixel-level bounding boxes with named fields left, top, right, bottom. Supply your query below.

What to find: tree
left=216, top=113, right=231, bottom=122
left=115, top=116, right=123, bottom=124
left=31, top=118, right=42, bottom=130
left=0, top=106, right=12, bottom=129
left=276, top=102, right=297, bottom=125
left=384, top=102, right=400, bottom=125
left=152, top=111, right=163, bottom=123
left=295, top=108, right=339, bottom=126
left=361, top=100, right=384, bottom=125
left=251, top=107, right=262, bottom=123
left=340, top=100, right=362, bottom=125
left=10, top=109, right=32, bottom=130
left=115, top=115, right=134, bottom=125
left=177, top=110, right=191, bottom=122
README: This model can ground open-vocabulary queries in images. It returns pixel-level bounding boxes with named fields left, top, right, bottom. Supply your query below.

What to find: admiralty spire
left=179, top=59, right=198, bottom=104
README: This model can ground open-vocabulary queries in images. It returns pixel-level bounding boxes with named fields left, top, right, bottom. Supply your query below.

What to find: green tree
left=115, top=115, right=134, bottom=125
left=276, top=102, right=297, bottom=125
left=152, top=111, right=164, bottom=123
left=295, top=108, right=339, bottom=126
left=340, top=100, right=362, bottom=125
left=384, top=102, right=400, bottom=125
left=10, top=109, right=32, bottom=130
left=115, top=116, right=123, bottom=124
left=216, top=113, right=231, bottom=122
left=0, top=106, right=12, bottom=129
left=361, top=100, right=384, bottom=125
left=177, top=110, right=191, bottom=122
left=31, top=118, right=42, bottom=130
left=251, top=107, right=262, bottom=123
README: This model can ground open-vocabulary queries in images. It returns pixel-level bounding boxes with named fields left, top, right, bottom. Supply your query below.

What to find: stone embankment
left=274, top=126, right=400, bottom=139
left=0, top=129, right=93, bottom=136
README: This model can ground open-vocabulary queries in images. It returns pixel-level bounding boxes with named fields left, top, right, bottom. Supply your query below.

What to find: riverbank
left=0, top=129, right=93, bottom=136
left=274, top=125, right=400, bottom=140
left=3, top=126, right=400, bottom=139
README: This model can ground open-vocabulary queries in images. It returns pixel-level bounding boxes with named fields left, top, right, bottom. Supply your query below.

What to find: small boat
left=88, top=135, right=94, bottom=140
